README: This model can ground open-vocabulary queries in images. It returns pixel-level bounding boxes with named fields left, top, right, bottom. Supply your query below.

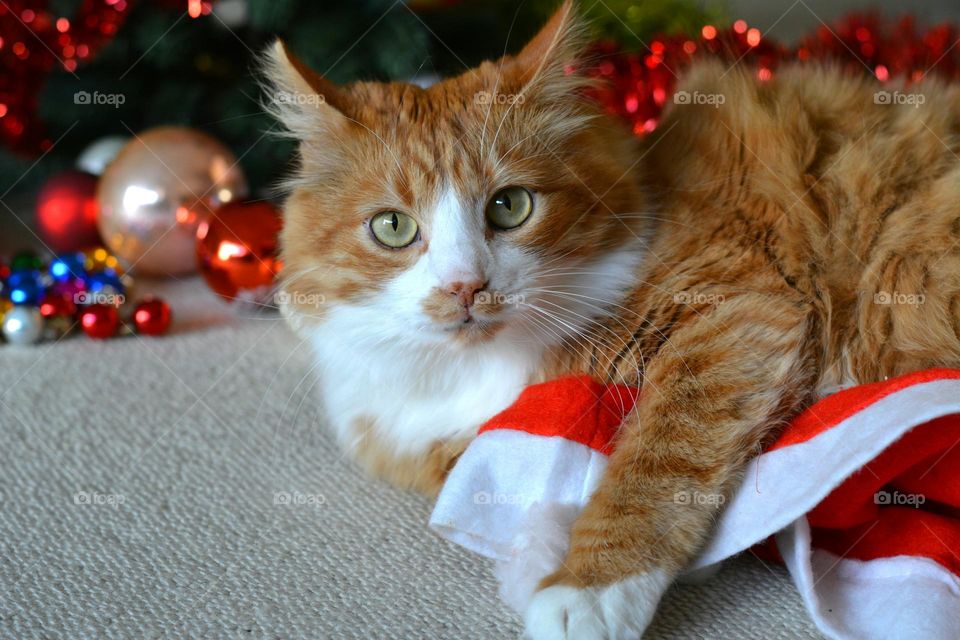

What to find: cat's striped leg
left=524, top=294, right=812, bottom=639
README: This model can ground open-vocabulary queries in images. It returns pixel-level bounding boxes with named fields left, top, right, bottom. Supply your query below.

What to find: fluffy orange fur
left=270, top=0, right=960, bottom=626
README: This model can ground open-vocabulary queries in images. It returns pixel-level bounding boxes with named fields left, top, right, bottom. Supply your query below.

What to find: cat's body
left=270, top=2, right=960, bottom=637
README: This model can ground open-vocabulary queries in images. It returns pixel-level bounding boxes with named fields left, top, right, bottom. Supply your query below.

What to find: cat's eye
left=486, top=187, right=533, bottom=230
left=370, top=211, right=419, bottom=248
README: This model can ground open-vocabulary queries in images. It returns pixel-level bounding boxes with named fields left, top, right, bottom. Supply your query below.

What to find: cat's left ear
left=509, top=0, right=588, bottom=101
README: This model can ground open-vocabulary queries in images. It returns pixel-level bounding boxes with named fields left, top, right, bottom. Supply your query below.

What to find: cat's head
left=268, top=1, right=650, bottom=352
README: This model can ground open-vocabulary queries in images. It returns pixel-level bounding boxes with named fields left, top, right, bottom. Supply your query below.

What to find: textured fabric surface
left=0, top=278, right=821, bottom=639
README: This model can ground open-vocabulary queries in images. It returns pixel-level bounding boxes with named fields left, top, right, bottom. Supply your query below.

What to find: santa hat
left=430, top=369, right=960, bottom=639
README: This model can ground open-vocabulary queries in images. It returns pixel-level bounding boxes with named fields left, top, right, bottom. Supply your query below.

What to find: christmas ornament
left=196, top=200, right=283, bottom=304
left=2, top=306, right=44, bottom=345
left=79, top=304, right=119, bottom=340
left=10, top=251, right=43, bottom=272
left=85, top=269, right=125, bottom=296
left=97, top=127, right=249, bottom=277
left=133, top=298, right=172, bottom=336
left=76, top=135, right=130, bottom=176
left=35, top=170, right=102, bottom=253
left=84, top=247, right=123, bottom=274
left=39, top=292, right=77, bottom=340
left=49, top=252, right=88, bottom=282
left=7, top=270, right=44, bottom=306
left=49, top=277, right=87, bottom=304
left=1, top=247, right=169, bottom=345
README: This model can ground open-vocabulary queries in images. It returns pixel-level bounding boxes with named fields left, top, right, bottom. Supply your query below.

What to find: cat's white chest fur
left=308, top=314, right=543, bottom=456
left=293, top=240, right=646, bottom=458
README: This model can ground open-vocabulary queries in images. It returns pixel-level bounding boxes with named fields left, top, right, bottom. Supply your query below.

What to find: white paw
left=523, top=571, right=671, bottom=640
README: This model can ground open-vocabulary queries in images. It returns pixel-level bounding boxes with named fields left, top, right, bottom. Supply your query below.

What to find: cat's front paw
left=523, top=571, right=671, bottom=640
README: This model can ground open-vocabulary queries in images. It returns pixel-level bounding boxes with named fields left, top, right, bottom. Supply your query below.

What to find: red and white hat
left=430, top=369, right=960, bottom=639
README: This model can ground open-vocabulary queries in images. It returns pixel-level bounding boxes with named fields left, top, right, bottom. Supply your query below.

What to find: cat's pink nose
left=447, top=280, right=487, bottom=309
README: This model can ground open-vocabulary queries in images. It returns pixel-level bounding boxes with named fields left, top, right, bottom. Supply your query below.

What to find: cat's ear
left=262, top=40, right=353, bottom=143
left=510, top=0, right=587, bottom=100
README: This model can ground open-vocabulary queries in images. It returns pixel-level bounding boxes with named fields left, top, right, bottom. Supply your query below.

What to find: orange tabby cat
left=269, top=1, right=960, bottom=637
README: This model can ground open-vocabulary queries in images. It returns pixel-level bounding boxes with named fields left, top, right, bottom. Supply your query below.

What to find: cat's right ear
left=262, top=40, right=352, bottom=143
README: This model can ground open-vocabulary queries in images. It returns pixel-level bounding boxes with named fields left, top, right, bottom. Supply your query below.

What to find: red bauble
left=133, top=298, right=172, bottom=336
left=39, top=292, right=78, bottom=319
left=35, top=170, right=102, bottom=253
left=196, top=201, right=283, bottom=304
left=79, top=303, right=119, bottom=339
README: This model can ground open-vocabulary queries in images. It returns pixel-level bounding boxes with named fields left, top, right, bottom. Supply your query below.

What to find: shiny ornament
left=49, top=252, right=88, bottom=282
left=7, top=270, right=44, bottom=306
left=2, top=306, right=44, bottom=345
left=85, top=269, right=125, bottom=295
left=49, top=278, right=87, bottom=306
left=35, top=171, right=102, bottom=253
left=133, top=298, right=172, bottom=336
left=79, top=304, right=119, bottom=340
left=39, top=293, right=77, bottom=340
left=39, top=292, right=77, bottom=320
left=10, top=251, right=43, bottom=272
left=196, top=201, right=282, bottom=304
left=97, top=127, right=248, bottom=277
left=76, top=135, right=129, bottom=176
left=84, top=247, right=123, bottom=274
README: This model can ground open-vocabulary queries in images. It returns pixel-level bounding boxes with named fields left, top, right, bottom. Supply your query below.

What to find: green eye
left=370, top=211, right=419, bottom=248
left=486, top=187, right=533, bottom=230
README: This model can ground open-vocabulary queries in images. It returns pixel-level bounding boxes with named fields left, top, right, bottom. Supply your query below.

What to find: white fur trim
left=691, top=378, right=960, bottom=569
left=778, top=517, right=960, bottom=640
left=429, top=430, right=609, bottom=560
left=494, top=502, right=583, bottom=613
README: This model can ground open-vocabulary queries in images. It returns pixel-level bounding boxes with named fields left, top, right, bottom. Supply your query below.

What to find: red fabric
left=479, top=368, right=960, bottom=577
left=768, top=368, right=960, bottom=451
left=478, top=375, right=639, bottom=455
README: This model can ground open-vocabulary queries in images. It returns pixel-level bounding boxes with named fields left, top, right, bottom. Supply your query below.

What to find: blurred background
left=2, top=0, right=960, bottom=258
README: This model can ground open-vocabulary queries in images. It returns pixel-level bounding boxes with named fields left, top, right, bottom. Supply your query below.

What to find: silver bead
left=2, top=306, right=44, bottom=346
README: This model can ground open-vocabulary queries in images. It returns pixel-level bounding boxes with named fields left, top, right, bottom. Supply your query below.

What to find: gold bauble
left=97, top=127, right=248, bottom=277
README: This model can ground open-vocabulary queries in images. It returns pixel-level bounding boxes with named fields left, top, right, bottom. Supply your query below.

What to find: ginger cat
left=269, top=2, right=960, bottom=637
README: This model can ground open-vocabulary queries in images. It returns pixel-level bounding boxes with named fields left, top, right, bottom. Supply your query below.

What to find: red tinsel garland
left=0, top=0, right=131, bottom=154
left=584, top=15, right=960, bottom=135
left=2, top=7, right=959, bottom=155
